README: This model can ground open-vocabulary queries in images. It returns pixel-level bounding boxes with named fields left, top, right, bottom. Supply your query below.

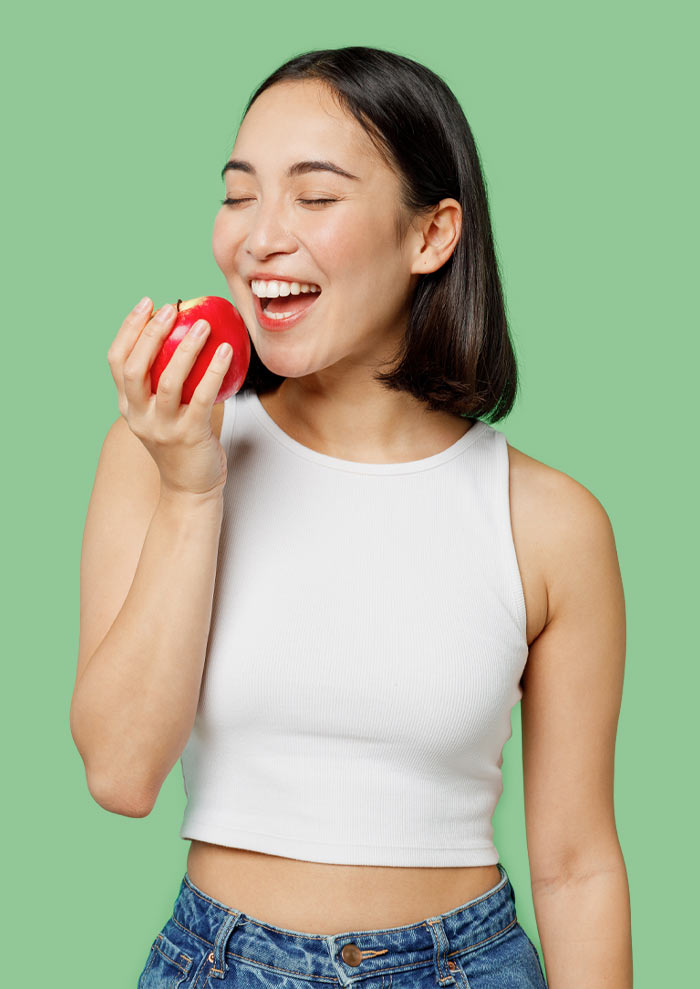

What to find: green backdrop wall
left=3, top=1, right=696, bottom=985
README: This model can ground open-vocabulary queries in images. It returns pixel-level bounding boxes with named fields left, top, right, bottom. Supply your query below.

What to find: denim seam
left=448, top=916, right=518, bottom=958
left=425, top=918, right=456, bottom=986
left=205, top=950, right=340, bottom=983
left=451, top=958, right=472, bottom=989
left=171, top=915, right=215, bottom=951
left=173, top=873, right=515, bottom=980
left=152, top=934, right=193, bottom=973
left=169, top=928, right=515, bottom=986
left=183, top=875, right=239, bottom=919
left=191, top=953, right=218, bottom=989
left=169, top=915, right=517, bottom=982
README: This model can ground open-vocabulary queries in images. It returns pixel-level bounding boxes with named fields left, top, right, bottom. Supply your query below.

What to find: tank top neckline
left=243, top=388, right=489, bottom=475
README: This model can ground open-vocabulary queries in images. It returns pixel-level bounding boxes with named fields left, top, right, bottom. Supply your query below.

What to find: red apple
left=150, top=296, right=251, bottom=404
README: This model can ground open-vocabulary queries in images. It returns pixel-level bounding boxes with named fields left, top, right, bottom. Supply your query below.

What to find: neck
left=258, top=379, right=472, bottom=464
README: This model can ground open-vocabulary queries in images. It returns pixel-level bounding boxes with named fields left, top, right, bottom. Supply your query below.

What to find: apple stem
left=176, top=298, right=182, bottom=311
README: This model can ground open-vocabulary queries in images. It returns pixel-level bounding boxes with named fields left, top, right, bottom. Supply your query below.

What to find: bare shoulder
left=506, top=441, right=608, bottom=519
left=505, top=441, right=616, bottom=638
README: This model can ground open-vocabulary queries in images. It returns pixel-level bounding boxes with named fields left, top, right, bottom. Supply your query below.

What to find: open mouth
left=259, top=288, right=320, bottom=315
left=252, top=288, right=322, bottom=326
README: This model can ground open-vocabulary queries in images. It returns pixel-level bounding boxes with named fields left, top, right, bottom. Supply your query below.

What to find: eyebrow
left=220, top=159, right=360, bottom=182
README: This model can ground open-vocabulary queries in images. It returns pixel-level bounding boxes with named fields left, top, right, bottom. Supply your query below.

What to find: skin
left=212, top=77, right=471, bottom=463
left=190, top=78, right=630, bottom=982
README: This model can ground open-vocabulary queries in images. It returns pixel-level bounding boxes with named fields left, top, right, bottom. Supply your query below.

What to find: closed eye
left=220, top=198, right=338, bottom=207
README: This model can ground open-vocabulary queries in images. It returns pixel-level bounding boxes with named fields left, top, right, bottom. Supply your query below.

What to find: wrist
left=158, top=484, right=225, bottom=513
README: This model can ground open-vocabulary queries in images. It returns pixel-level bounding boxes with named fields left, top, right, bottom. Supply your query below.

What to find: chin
left=252, top=342, right=308, bottom=379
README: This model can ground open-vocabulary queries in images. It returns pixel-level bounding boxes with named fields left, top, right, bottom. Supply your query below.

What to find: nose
left=245, top=200, right=298, bottom=258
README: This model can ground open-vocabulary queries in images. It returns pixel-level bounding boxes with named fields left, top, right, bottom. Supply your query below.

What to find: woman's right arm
left=69, top=430, right=224, bottom=818
left=69, top=299, right=234, bottom=818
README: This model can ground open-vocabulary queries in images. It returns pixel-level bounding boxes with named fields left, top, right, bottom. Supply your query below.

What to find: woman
left=70, top=47, right=632, bottom=988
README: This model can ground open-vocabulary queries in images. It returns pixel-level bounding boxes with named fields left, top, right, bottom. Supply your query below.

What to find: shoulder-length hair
left=236, top=46, right=518, bottom=422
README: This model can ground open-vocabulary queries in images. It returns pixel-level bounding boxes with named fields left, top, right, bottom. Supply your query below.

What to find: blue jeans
left=137, top=862, right=548, bottom=988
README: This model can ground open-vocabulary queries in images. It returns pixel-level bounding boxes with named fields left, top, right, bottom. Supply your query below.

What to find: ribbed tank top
left=179, top=387, right=528, bottom=866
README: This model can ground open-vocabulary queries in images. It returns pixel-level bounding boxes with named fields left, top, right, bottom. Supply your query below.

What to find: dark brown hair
left=235, top=46, right=518, bottom=423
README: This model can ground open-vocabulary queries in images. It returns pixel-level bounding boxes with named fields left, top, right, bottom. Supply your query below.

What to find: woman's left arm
left=519, top=472, right=632, bottom=988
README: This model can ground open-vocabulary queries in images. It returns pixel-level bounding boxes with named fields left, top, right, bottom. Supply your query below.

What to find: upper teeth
left=251, top=279, right=321, bottom=298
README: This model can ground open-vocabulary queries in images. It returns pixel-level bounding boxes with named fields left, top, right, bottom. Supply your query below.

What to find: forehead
left=233, top=80, right=375, bottom=166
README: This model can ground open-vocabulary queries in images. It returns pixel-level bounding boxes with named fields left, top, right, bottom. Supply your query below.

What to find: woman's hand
left=107, top=298, right=234, bottom=499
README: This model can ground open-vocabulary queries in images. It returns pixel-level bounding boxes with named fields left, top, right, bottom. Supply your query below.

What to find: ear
left=409, top=198, right=463, bottom=275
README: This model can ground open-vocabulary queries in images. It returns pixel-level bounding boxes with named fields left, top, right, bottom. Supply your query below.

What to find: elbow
left=530, top=837, right=627, bottom=895
left=86, top=772, right=157, bottom=818
left=70, top=702, right=158, bottom=818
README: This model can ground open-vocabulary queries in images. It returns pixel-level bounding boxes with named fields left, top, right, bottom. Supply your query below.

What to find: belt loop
left=425, top=916, right=457, bottom=987
left=208, top=910, right=243, bottom=980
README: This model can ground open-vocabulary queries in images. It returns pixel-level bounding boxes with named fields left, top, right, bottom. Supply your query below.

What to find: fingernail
left=135, top=296, right=151, bottom=312
left=157, top=304, right=174, bottom=321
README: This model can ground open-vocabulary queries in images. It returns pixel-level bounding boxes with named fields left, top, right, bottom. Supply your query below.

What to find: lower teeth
left=265, top=309, right=304, bottom=320
left=261, top=295, right=318, bottom=320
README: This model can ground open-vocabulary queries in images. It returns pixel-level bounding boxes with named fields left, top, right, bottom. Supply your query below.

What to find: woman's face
left=212, top=79, right=422, bottom=384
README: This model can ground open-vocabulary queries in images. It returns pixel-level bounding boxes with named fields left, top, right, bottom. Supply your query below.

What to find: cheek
left=211, top=220, right=226, bottom=269
left=311, top=208, right=381, bottom=265
left=211, top=213, right=240, bottom=272
left=307, top=231, right=353, bottom=273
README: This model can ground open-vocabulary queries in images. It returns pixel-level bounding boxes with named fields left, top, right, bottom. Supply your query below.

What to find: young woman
left=70, top=46, right=632, bottom=988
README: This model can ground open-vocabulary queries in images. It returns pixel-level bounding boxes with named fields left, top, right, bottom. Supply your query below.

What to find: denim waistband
left=171, top=862, right=518, bottom=983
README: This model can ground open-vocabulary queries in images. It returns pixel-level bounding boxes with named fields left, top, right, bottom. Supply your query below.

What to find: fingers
left=106, top=299, right=234, bottom=424
left=107, top=298, right=155, bottom=375
left=154, top=319, right=212, bottom=415
left=122, top=303, right=179, bottom=411
left=185, top=340, right=234, bottom=418
left=107, top=297, right=154, bottom=413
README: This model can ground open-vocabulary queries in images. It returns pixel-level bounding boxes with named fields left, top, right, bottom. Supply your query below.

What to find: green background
left=4, top=0, right=696, bottom=985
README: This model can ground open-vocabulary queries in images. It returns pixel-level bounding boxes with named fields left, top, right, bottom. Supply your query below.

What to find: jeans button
left=208, top=951, right=215, bottom=963
left=341, top=943, right=363, bottom=966
left=448, top=960, right=456, bottom=970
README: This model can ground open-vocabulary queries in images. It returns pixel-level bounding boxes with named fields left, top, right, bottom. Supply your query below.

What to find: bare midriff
left=185, top=841, right=503, bottom=935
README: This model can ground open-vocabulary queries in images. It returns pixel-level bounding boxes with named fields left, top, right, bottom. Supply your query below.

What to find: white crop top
left=178, top=387, right=529, bottom=866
